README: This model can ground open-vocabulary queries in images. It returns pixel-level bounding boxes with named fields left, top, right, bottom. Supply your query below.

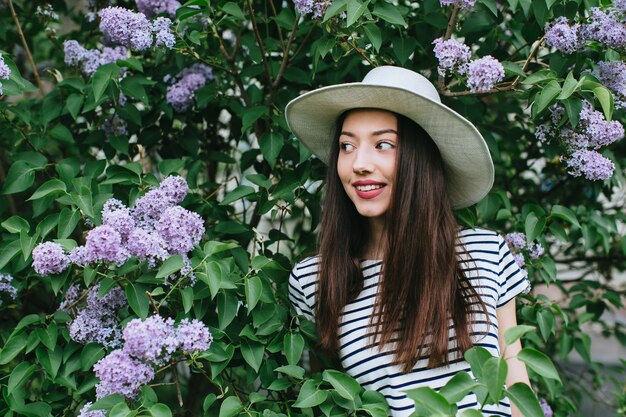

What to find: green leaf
left=28, top=179, right=67, bottom=201
left=593, top=86, right=614, bottom=120
left=439, top=371, right=480, bottom=404
left=126, top=283, right=150, bottom=319
left=532, top=80, right=561, bottom=117
left=346, top=0, right=368, bottom=27
left=92, top=63, right=120, bottom=103
left=8, top=361, right=36, bottom=396
left=241, top=106, right=268, bottom=134
left=217, top=291, right=238, bottom=329
left=11, top=402, right=52, bottom=417
left=372, top=2, right=407, bottom=27
left=158, top=160, right=185, bottom=176
left=323, top=0, right=348, bottom=21
left=482, top=356, right=508, bottom=402
left=522, top=69, right=557, bottom=85
left=259, top=132, right=284, bottom=168
left=156, top=255, right=185, bottom=278
left=550, top=205, right=580, bottom=229
left=220, top=185, right=255, bottom=205
left=293, top=380, right=329, bottom=408
left=517, top=348, right=561, bottom=382
left=222, top=2, right=245, bottom=19
left=563, top=97, right=583, bottom=129
left=49, top=124, right=75, bottom=144
left=2, top=216, right=30, bottom=234
left=481, top=0, right=498, bottom=16
left=117, top=57, right=143, bottom=72
left=392, top=37, right=417, bottom=66
left=81, top=343, right=105, bottom=372
left=505, top=383, right=544, bottom=417
left=181, top=287, right=194, bottom=314
left=218, top=396, right=243, bottom=417
left=149, top=404, right=172, bottom=417
left=71, top=190, right=95, bottom=219
left=240, top=340, right=264, bottom=372
left=557, top=72, right=578, bottom=100
left=323, top=369, right=362, bottom=400
left=57, top=208, right=81, bottom=239
left=464, top=346, right=492, bottom=379
left=284, top=333, right=305, bottom=366
left=404, top=386, right=454, bottom=415
left=459, top=410, right=485, bottom=417
left=525, top=212, right=546, bottom=243
left=500, top=61, right=526, bottom=77
left=245, top=276, right=263, bottom=314
left=504, top=325, right=536, bottom=345
left=0, top=335, right=26, bottom=364
left=0, top=239, right=21, bottom=269
left=2, top=161, right=37, bottom=194
left=363, top=24, right=382, bottom=52
left=109, top=402, right=131, bottom=417
left=89, top=394, right=126, bottom=410
left=274, top=364, right=305, bottom=379
left=66, top=94, right=84, bottom=120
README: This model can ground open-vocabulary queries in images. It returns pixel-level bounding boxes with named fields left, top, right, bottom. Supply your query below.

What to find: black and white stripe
left=289, top=228, right=531, bottom=417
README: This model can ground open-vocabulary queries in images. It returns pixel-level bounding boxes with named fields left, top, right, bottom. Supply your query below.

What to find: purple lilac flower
left=0, top=55, right=8, bottom=96
left=432, top=37, right=471, bottom=77
left=165, top=64, right=214, bottom=112
left=58, top=284, right=81, bottom=312
left=155, top=30, right=176, bottom=48
left=466, top=56, right=505, bottom=93
left=544, top=17, right=584, bottom=53
left=579, top=101, right=624, bottom=148
left=160, top=175, right=189, bottom=203
left=63, top=40, right=87, bottom=66
left=32, top=242, right=70, bottom=275
left=99, top=7, right=153, bottom=51
left=580, top=8, right=626, bottom=49
left=616, top=0, right=626, bottom=13
left=535, top=124, right=552, bottom=142
left=69, top=308, right=122, bottom=348
left=529, top=243, right=545, bottom=259
left=0, top=273, right=17, bottom=306
left=294, top=0, right=330, bottom=17
left=539, top=398, right=553, bottom=417
left=69, top=246, right=90, bottom=265
left=165, top=254, right=196, bottom=287
left=560, top=128, right=590, bottom=149
left=595, top=61, right=626, bottom=97
left=77, top=402, right=107, bottom=417
left=550, top=104, right=565, bottom=125
left=439, top=0, right=476, bottom=9
left=513, top=253, right=525, bottom=268
left=155, top=206, right=205, bottom=254
left=133, top=188, right=174, bottom=223
left=505, top=233, right=526, bottom=250
left=123, top=315, right=178, bottom=363
left=118, top=91, right=127, bottom=106
left=566, top=149, right=615, bottom=180
left=84, top=225, right=130, bottom=265
left=102, top=207, right=135, bottom=240
left=126, top=228, right=169, bottom=267
left=87, top=285, right=126, bottom=313
left=80, top=46, right=128, bottom=76
left=176, top=318, right=212, bottom=351
left=102, top=114, right=129, bottom=138
left=93, top=349, right=155, bottom=399
left=136, top=0, right=181, bottom=18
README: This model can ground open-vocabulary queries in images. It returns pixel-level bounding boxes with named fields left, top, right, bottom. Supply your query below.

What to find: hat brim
left=285, top=83, right=494, bottom=209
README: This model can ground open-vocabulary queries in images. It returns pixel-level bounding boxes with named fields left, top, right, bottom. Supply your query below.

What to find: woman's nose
left=352, top=148, right=374, bottom=173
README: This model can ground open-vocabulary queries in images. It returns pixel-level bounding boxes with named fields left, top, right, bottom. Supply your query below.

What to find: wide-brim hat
left=284, top=66, right=494, bottom=209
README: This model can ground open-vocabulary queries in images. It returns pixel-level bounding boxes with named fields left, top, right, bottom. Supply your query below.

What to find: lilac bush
left=32, top=241, right=70, bottom=275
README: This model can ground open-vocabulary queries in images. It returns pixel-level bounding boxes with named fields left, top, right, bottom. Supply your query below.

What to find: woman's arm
left=497, top=298, right=531, bottom=417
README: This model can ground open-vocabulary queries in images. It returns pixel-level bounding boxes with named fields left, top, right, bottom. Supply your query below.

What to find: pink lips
left=353, top=180, right=386, bottom=199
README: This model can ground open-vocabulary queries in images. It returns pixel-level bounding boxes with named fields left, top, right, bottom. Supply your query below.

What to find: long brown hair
left=316, top=110, right=487, bottom=372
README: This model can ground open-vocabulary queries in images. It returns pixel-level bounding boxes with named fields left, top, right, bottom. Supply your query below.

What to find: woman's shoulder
left=458, top=227, right=504, bottom=248
left=291, top=255, right=322, bottom=278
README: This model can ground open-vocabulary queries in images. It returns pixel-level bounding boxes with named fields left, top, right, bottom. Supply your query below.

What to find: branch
left=272, top=18, right=299, bottom=89
left=246, top=0, right=273, bottom=86
left=341, top=36, right=376, bottom=67
left=438, top=5, right=461, bottom=90
left=7, top=0, right=45, bottom=96
left=268, top=0, right=285, bottom=47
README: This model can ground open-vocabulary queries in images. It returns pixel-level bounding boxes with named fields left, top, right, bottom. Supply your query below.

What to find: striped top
left=288, top=228, right=531, bottom=416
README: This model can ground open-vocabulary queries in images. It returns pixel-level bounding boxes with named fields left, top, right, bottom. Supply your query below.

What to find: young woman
left=285, top=66, right=531, bottom=417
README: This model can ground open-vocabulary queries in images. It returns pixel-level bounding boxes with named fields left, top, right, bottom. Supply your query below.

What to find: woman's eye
left=340, top=142, right=355, bottom=152
left=377, top=141, right=394, bottom=150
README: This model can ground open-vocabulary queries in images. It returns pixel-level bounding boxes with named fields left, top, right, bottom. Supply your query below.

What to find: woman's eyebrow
left=339, top=129, right=398, bottom=137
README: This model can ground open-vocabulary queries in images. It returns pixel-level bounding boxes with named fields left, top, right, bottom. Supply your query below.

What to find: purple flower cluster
left=595, top=61, right=626, bottom=109
left=579, top=101, right=624, bottom=148
left=77, top=402, right=106, bottom=417
left=93, top=349, right=155, bottom=399
left=0, top=55, right=11, bottom=96
left=101, top=114, right=128, bottom=138
left=504, top=233, right=526, bottom=249
left=466, top=56, right=505, bottom=92
left=165, top=64, right=215, bottom=112
left=504, top=233, right=545, bottom=269
left=566, top=149, right=615, bottom=180
left=68, top=285, right=125, bottom=348
left=32, top=242, right=70, bottom=275
left=156, top=206, right=205, bottom=254
left=98, top=6, right=176, bottom=51
left=63, top=40, right=128, bottom=76
left=432, top=38, right=471, bottom=77
left=136, top=0, right=181, bottom=18
left=544, top=17, right=584, bottom=53
left=540, top=398, right=553, bottom=417
left=0, top=273, right=17, bottom=306
left=439, top=0, right=476, bottom=9
left=293, top=0, right=331, bottom=18
left=545, top=6, right=626, bottom=53
left=92, top=315, right=212, bottom=398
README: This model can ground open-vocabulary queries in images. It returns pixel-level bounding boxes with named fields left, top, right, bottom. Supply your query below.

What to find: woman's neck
left=363, top=217, right=387, bottom=260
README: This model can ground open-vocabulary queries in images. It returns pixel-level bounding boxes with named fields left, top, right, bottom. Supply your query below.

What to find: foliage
left=1, top=0, right=625, bottom=416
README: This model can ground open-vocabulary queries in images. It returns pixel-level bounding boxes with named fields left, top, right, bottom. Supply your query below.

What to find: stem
left=146, top=291, right=159, bottom=315
left=173, top=365, right=184, bottom=407
left=246, top=0, right=273, bottom=86
left=438, top=5, right=461, bottom=91
left=268, top=0, right=285, bottom=47
left=7, top=0, right=45, bottom=96
left=272, top=18, right=299, bottom=89
left=342, top=36, right=375, bottom=67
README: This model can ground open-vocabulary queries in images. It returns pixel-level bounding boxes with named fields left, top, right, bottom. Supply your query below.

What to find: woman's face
left=337, top=109, right=398, bottom=220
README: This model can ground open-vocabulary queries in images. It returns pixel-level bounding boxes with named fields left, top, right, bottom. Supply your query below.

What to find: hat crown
left=361, top=66, right=442, bottom=104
